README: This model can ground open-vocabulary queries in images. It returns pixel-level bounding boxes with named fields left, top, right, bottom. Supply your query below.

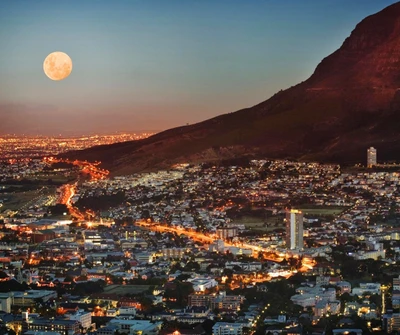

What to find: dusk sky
left=0, top=0, right=398, bottom=135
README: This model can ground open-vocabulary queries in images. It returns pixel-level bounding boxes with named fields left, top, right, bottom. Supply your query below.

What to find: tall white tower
left=285, top=209, right=304, bottom=250
left=367, top=147, right=377, bottom=167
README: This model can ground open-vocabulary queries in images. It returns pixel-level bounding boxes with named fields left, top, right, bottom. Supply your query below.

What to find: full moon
left=43, top=51, right=72, bottom=81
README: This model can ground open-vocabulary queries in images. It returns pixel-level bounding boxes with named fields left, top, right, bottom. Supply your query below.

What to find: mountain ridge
left=62, top=2, right=400, bottom=175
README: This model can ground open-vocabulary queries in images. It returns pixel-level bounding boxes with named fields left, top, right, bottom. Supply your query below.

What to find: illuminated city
left=0, top=133, right=154, bottom=159
left=1, top=155, right=400, bottom=334
left=2, top=1, right=400, bottom=335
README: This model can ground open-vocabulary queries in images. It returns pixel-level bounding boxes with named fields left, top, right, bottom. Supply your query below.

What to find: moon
left=43, top=51, right=72, bottom=81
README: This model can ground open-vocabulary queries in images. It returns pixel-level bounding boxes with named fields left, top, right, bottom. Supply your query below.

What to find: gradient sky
left=0, top=0, right=398, bottom=135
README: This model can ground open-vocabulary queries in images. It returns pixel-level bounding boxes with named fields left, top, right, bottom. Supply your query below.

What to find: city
left=0, top=134, right=154, bottom=160
left=0, top=146, right=399, bottom=335
left=3, top=1, right=400, bottom=335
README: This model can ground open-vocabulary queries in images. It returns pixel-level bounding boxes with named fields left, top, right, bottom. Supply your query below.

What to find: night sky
left=0, top=0, right=397, bottom=135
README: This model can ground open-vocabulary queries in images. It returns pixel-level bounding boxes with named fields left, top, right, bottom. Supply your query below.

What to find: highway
left=136, top=221, right=314, bottom=274
left=58, top=183, right=85, bottom=221
left=50, top=157, right=109, bottom=221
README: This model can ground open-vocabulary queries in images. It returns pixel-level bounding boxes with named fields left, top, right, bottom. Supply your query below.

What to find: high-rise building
left=285, top=209, right=304, bottom=250
left=367, top=147, right=377, bottom=167
left=162, top=247, right=186, bottom=259
left=383, top=313, right=400, bottom=333
left=393, top=275, right=400, bottom=291
left=216, top=226, right=238, bottom=240
left=392, top=276, right=400, bottom=309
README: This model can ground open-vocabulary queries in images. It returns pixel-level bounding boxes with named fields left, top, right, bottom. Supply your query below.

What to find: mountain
left=63, top=2, right=400, bottom=175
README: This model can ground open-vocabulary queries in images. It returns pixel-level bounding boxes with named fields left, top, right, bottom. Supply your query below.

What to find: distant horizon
left=0, top=130, right=161, bottom=137
left=1, top=0, right=398, bottom=135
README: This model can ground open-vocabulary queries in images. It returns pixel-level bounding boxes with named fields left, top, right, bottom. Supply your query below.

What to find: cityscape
left=0, top=134, right=155, bottom=160
left=2, top=1, right=400, bottom=335
left=0, top=145, right=399, bottom=335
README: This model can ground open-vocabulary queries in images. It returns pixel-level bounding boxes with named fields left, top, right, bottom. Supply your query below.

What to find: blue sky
left=0, top=0, right=398, bottom=135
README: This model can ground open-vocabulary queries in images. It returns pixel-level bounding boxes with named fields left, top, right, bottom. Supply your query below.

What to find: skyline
left=1, top=0, right=398, bottom=135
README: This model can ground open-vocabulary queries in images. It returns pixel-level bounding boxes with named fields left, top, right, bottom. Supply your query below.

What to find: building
left=97, top=325, right=119, bottom=335
left=212, top=322, right=242, bottom=335
left=383, top=313, right=400, bottom=333
left=367, top=147, right=377, bottom=167
left=31, top=230, right=56, bottom=243
left=216, top=227, right=238, bottom=240
left=12, top=290, right=58, bottom=307
left=285, top=210, right=304, bottom=250
left=66, top=310, right=92, bottom=329
left=0, top=293, right=11, bottom=312
left=162, top=248, right=186, bottom=260
left=25, top=318, right=81, bottom=335
left=188, top=294, right=213, bottom=307
left=83, top=232, right=103, bottom=250
left=393, top=275, right=400, bottom=291
left=332, top=330, right=362, bottom=335
left=132, top=252, right=155, bottom=264
left=25, top=331, right=62, bottom=335
left=336, top=281, right=352, bottom=294
left=188, top=292, right=244, bottom=311
left=225, top=262, right=262, bottom=272
left=353, top=249, right=385, bottom=260
left=210, top=293, right=244, bottom=311
left=393, top=276, right=400, bottom=309
left=165, top=327, right=205, bottom=335
left=187, top=277, right=218, bottom=292
left=108, top=319, right=162, bottom=335
left=209, top=240, right=224, bottom=253
left=118, top=297, right=141, bottom=309
left=352, top=283, right=381, bottom=297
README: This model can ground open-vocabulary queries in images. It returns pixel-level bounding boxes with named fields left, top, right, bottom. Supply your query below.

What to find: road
left=58, top=183, right=85, bottom=221
left=45, top=157, right=109, bottom=180
left=50, top=157, right=109, bottom=221
left=136, top=221, right=314, bottom=274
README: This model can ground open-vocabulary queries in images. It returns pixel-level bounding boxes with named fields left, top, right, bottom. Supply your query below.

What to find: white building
left=291, top=294, right=316, bottom=307
left=119, top=307, right=137, bottom=316
left=225, top=262, right=262, bottom=272
left=216, top=227, right=238, bottom=240
left=133, top=252, right=155, bottom=264
left=353, top=249, right=385, bottom=260
left=285, top=209, right=304, bottom=250
left=352, top=283, right=381, bottom=297
left=367, top=147, right=377, bottom=167
left=212, top=322, right=243, bottom=335
left=393, top=275, right=400, bottom=291
left=0, top=293, right=11, bottom=313
left=187, top=277, right=218, bottom=292
left=84, top=232, right=103, bottom=250
left=66, top=309, right=92, bottom=329
left=209, top=240, right=225, bottom=253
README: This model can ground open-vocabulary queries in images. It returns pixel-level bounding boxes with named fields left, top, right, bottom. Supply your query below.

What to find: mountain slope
left=63, top=2, right=400, bottom=175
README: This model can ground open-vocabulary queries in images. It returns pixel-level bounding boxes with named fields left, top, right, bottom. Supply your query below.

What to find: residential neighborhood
left=0, top=158, right=400, bottom=335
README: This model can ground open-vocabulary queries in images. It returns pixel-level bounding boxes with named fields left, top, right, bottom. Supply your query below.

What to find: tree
left=386, top=246, right=395, bottom=259
left=164, top=281, right=194, bottom=307
left=48, top=204, right=69, bottom=216
left=183, top=261, right=200, bottom=271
